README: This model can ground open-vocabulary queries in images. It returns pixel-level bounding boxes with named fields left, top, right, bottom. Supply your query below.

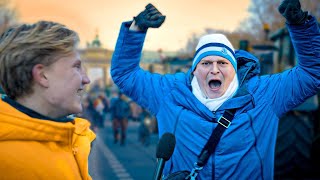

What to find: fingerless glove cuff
left=287, top=11, right=308, bottom=25
left=133, top=16, right=148, bottom=32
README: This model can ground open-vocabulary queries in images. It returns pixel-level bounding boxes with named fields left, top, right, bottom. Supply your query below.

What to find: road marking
left=96, top=136, right=134, bottom=180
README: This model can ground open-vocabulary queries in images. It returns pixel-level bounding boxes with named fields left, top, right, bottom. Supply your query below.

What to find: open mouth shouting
left=208, top=79, right=222, bottom=90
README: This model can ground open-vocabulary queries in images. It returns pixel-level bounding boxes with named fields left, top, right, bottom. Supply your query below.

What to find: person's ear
left=32, top=64, right=49, bottom=88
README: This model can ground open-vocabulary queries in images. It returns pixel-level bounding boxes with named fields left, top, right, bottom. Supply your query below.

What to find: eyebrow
left=201, top=58, right=228, bottom=62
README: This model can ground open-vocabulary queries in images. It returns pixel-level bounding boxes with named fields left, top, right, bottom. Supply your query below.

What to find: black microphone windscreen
left=156, top=132, right=176, bottom=161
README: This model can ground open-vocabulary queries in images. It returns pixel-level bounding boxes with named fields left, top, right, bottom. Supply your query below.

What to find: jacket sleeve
left=111, top=21, right=175, bottom=115
left=257, top=16, right=320, bottom=117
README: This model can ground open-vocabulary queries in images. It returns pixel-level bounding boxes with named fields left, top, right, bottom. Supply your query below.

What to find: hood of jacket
left=235, top=50, right=260, bottom=87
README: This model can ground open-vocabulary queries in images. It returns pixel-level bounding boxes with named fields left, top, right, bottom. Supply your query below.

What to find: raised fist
left=278, top=0, right=308, bottom=25
left=134, top=3, right=166, bottom=31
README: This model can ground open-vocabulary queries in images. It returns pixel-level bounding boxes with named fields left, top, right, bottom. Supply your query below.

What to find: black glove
left=278, top=0, right=308, bottom=25
left=134, top=3, right=166, bottom=31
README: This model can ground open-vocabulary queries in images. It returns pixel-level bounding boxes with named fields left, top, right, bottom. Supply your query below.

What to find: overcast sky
left=11, top=0, right=251, bottom=51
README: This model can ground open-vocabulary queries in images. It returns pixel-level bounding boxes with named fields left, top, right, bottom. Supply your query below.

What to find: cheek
left=195, top=76, right=207, bottom=91
left=223, top=70, right=235, bottom=84
left=193, top=69, right=207, bottom=79
left=64, top=72, right=82, bottom=85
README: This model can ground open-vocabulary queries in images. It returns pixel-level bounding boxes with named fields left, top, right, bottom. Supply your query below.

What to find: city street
left=89, top=121, right=159, bottom=180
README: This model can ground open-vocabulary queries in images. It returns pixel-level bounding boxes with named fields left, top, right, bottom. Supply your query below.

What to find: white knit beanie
left=191, top=34, right=237, bottom=72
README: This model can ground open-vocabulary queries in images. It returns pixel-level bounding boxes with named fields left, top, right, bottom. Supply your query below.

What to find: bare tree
left=237, top=0, right=320, bottom=43
left=178, top=33, right=199, bottom=56
left=0, top=0, right=17, bottom=35
left=179, top=0, right=320, bottom=55
left=302, top=0, right=320, bottom=19
left=236, top=0, right=283, bottom=44
left=179, top=0, right=283, bottom=54
left=178, top=27, right=257, bottom=55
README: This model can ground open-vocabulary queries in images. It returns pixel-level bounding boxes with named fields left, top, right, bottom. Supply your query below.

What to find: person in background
left=138, top=108, right=155, bottom=146
left=98, top=91, right=110, bottom=125
left=129, top=100, right=143, bottom=122
left=110, top=92, right=131, bottom=146
left=79, top=94, right=97, bottom=131
left=111, top=0, right=320, bottom=179
left=92, top=93, right=105, bottom=128
left=0, top=21, right=95, bottom=179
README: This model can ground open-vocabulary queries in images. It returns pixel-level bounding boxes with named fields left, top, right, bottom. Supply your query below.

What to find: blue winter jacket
left=111, top=16, right=320, bottom=179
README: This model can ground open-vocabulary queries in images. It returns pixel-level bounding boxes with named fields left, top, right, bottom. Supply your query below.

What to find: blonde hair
left=0, top=21, right=80, bottom=99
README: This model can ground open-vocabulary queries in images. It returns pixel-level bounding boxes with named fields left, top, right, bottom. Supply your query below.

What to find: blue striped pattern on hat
left=191, top=34, right=237, bottom=72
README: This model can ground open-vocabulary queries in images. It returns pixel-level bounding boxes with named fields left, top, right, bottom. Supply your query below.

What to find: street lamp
left=263, top=23, right=270, bottom=41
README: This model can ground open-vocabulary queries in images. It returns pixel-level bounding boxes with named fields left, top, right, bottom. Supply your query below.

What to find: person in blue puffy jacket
left=111, top=0, right=320, bottom=179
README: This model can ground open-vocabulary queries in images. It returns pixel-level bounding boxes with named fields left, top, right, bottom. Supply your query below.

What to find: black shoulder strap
left=197, top=109, right=236, bottom=167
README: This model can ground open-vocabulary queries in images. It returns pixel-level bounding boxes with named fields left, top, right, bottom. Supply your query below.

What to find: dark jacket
left=110, top=97, right=130, bottom=120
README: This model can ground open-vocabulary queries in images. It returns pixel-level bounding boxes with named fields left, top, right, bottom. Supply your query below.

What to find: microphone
left=153, top=132, right=176, bottom=180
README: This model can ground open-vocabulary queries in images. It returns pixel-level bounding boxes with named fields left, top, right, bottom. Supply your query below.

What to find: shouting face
left=193, top=55, right=236, bottom=99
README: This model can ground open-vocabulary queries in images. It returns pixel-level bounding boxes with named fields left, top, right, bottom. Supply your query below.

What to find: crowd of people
left=78, top=86, right=156, bottom=146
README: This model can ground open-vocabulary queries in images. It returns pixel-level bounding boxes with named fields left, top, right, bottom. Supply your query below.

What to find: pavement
left=89, top=120, right=160, bottom=180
